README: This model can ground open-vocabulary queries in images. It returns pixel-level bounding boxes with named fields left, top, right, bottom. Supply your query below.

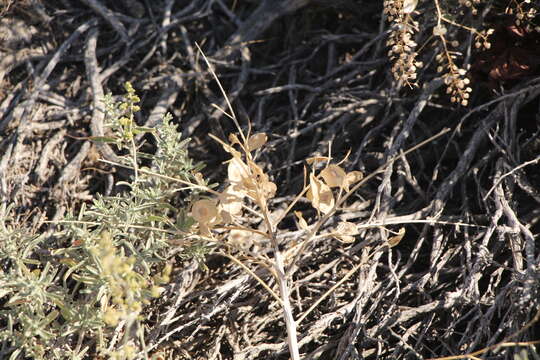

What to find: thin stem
left=221, top=251, right=283, bottom=305
left=261, top=196, right=300, bottom=359
left=271, top=240, right=301, bottom=360
left=128, top=107, right=139, bottom=182
left=99, top=159, right=222, bottom=196
left=195, top=42, right=247, bottom=145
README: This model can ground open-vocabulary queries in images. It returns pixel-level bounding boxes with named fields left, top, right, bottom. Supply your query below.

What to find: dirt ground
left=1, top=0, right=539, bottom=359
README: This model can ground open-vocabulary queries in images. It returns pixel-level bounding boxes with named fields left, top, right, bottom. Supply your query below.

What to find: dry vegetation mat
left=1, top=0, right=540, bottom=359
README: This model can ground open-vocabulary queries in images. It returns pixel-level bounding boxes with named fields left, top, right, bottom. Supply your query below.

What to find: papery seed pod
left=403, top=0, right=418, bottom=14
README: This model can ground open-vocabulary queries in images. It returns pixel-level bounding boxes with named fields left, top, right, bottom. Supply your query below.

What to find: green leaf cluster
left=0, top=83, right=207, bottom=359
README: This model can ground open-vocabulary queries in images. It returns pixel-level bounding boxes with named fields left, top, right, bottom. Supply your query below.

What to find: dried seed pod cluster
left=384, top=0, right=423, bottom=86
left=384, top=0, right=488, bottom=105
left=436, top=52, right=472, bottom=106
left=190, top=132, right=275, bottom=239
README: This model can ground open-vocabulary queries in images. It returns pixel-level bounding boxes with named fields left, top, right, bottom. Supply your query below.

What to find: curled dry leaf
left=219, top=209, right=233, bottom=224
left=261, top=179, right=277, bottom=201
left=307, top=173, right=334, bottom=214
left=344, top=170, right=363, bottom=191
left=247, top=159, right=266, bottom=187
left=320, top=165, right=363, bottom=192
left=247, top=132, right=267, bottom=151
left=306, top=173, right=320, bottom=206
left=388, top=227, right=406, bottom=247
left=337, top=221, right=359, bottom=236
left=334, top=221, right=359, bottom=243
left=227, top=157, right=276, bottom=205
left=245, top=159, right=277, bottom=202
left=317, top=187, right=334, bottom=214
left=294, top=211, right=308, bottom=230
left=335, top=235, right=354, bottom=243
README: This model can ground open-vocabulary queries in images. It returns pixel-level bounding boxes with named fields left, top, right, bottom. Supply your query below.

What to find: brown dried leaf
left=294, top=211, right=308, bottom=230
left=247, top=133, right=267, bottom=151
left=334, top=221, right=358, bottom=243
left=261, top=180, right=277, bottom=200
left=307, top=173, right=334, bottom=214
left=191, top=199, right=219, bottom=225
left=345, top=171, right=363, bottom=188
left=337, top=221, right=359, bottom=236
left=321, top=164, right=347, bottom=188
left=388, top=227, right=406, bottom=247
left=219, top=209, right=233, bottom=224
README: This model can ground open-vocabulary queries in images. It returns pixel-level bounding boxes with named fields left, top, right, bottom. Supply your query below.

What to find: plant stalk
left=271, top=241, right=301, bottom=360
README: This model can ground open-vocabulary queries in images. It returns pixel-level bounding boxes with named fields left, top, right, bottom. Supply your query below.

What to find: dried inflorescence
left=188, top=129, right=368, bottom=253
left=384, top=0, right=423, bottom=86
left=440, top=62, right=472, bottom=106
left=509, top=0, right=539, bottom=28
left=433, top=23, right=473, bottom=106
left=384, top=0, right=539, bottom=105
left=384, top=0, right=484, bottom=105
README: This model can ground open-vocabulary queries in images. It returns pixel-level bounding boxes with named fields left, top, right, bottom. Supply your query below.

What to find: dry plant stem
left=220, top=251, right=283, bottom=305
left=80, top=0, right=129, bottom=43
left=195, top=42, right=247, bottom=143
left=483, top=154, right=540, bottom=199
left=196, top=42, right=301, bottom=359
left=296, top=245, right=382, bottom=324
left=260, top=197, right=300, bottom=359
left=355, top=218, right=486, bottom=229
left=286, top=127, right=451, bottom=275
left=271, top=245, right=301, bottom=359
left=427, top=308, right=540, bottom=360
left=85, top=27, right=122, bottom=164
left=99, top=159, right=221, bottom=195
